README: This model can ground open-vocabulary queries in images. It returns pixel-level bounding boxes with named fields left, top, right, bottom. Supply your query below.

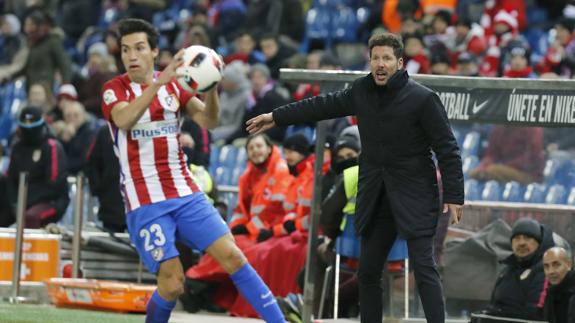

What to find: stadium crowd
left=0, top=0, right=574, bottom=322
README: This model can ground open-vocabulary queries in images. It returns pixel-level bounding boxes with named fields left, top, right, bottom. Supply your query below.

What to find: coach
left=247, top=32, right=464, bottom=323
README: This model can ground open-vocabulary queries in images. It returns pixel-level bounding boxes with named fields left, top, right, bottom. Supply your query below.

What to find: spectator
left=25, top=82, right=57, bottom=122
left=543, top=247, right=575, bottom=323
left=537, top=18, right=575, bottom=77
left=430, top=51, right=452, bottom=75
left=470, top=125, right=545, bottom=185
left=6, top=106, right=69, bottom=228
left=481, top=217, right=553, bottom=320
left=209, top=0, right=247, bottom=44
left=224, top=31, right=265, bottom=65
left=85, top=124, right=126, bottom=233
left=0, top=14, right=28, bottom=83
left=19, top=9, right=72, bottom=92
left=259, top=33, right=297, bottom=80
left=228, top=63, right=289, bottom=143
left=244, top=0, right=304, bottom=43
left=104, top=29, right=124, bottom=74
left=56, top=101, right=96, bottom=175
left=182, top=25, right=211, bottom=48
left=211, top=61, right=251, bottom=143
left=77, top=42, right=116, bottom=117
left=503, top=46, right=536, bottom=78
left=180, top=117, right=211, bottom=168
left=230, top=134, right=293, bottom=240
left=451, top=18, right=487, bottom=58
left=257, top=133, right=314, bottom=242
left=455, top=52, right=480, bottom=76
left=403, top=32, right=431, bottom=74
left=54, top=83, right=78, bottom=121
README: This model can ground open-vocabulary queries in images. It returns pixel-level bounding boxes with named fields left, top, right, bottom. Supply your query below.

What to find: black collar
left=367, top=69, right=409, bottom=92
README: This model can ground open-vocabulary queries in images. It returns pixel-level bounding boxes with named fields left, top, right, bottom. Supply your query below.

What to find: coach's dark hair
left=368, top=32, right=404, bottom=59
left=117, top=18, right=159, bottom=49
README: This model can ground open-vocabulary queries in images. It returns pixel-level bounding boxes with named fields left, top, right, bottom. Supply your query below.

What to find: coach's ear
left=152, top=47, right=159, bottom=59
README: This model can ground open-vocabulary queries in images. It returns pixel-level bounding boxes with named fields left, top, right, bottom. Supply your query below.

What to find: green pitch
left=0, top=303, right=144, bottom=323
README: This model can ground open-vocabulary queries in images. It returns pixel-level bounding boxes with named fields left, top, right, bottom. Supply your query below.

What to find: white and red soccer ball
left=176, top=45, right=224, bottom=93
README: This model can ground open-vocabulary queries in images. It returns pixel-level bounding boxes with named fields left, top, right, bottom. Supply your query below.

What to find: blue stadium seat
left=229, top=165, right=243, bottom=186
left=523, top=183, right=547, bottom=203
left=461, top=131, right=480, bottom=157
left=235, top=147, right=248, bottom=167
left=208, top=145, right=221, bottom=175
left=544, top=157, right=564, bottom=185
left=462, top=155, right=479, bottom=179
left=545, top=184, right=567, bottom=205
left=481, top=180, right=502, bottom=201
left=464, top=178, right=481, bottom=201
left=332, top=5, right=358, bottom=43
left=214, top=166, right=232, bottom=186
left=567, top=187, right=575, bottom=205
left=502, top=181, right=524, bottom=202
left=218, top=145, right=238, bottom=169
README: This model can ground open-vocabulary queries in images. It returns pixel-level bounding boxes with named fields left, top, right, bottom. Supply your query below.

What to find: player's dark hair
left=117, top=18, right=159, bottom=49
left=368, top=32, right=404, bottom=59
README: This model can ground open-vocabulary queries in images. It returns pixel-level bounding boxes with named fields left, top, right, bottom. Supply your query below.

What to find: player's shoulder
left=103, top=73, right=130, bottom=90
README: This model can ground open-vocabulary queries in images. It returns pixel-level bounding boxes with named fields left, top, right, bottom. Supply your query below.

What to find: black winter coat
left=544, top=270, right=575, bottom=323
left=272, top=70, right=464, bottom=238
left=487, top=224, right=555, bottom=320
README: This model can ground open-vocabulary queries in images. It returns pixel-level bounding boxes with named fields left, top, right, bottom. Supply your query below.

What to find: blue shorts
left=126, top=193, right=229, bottom=274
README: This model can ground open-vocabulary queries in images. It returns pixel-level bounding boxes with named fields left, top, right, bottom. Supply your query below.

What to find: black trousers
left=358, top=188, right=445, bottom=323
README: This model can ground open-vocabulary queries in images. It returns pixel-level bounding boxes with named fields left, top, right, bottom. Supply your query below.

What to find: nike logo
left=472, top=100, right=489, bottom=114
left=260, top=291, right=272, bottom=299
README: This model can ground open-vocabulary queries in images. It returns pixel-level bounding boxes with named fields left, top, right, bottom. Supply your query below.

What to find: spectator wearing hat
left=481, top=217, right=555, bottom=320
left=543, top=247, right=575, bottom=323
left=211, top=61, right=252, bottom=143
left=257, top=133, right=315, bottom=242
left=503, top=46, right=536, bottom=78
left=56, top=101, right=96, bottom=175
left=4, top=106, right=69, bottom=228
left=456, top=52, right=480, bottom=76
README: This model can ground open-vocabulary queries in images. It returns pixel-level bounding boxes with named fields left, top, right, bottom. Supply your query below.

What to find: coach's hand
left=246, top=113, right=275, bottom=134
left=444, top=203, right=463, bottom=225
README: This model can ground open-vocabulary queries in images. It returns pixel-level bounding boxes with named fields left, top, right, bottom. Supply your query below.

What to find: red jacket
left=230, top=146, right=293, bottom=238
left=272, top=155, right=315, bottom=236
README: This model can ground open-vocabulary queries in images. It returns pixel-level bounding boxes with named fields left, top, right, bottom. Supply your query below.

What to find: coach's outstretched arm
left=111, top=51, right=184, bottom=130
left=247, top=86, right=355, bottom=134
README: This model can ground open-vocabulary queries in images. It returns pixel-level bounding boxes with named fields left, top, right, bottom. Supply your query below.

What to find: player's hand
left=444, top=203, right=463, bottom=225
left=246, top=113, right=275, bottom=134
left=156, top=49, right=185, bottom=85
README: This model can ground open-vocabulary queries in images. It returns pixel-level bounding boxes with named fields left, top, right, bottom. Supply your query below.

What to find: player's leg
left=206, top=234, right=285, bottom=323
left=126, top=202, right=181, bottom=323
left=176, top=193, right=285, bottom=323
left=147, top=258, right=185, bottom=323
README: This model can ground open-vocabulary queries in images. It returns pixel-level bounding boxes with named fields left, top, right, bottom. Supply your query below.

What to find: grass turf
left=0, top=303, right=144, bottom=323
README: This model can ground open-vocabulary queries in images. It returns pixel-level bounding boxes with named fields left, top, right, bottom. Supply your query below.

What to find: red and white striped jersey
left=101, top=73, right=200, bottom=212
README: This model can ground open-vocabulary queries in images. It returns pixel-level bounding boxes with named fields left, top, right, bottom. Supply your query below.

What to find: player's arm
left=185, top=87, right=220, bottom=129
left=110, top=51, right=185, bottom=130
left=110, top=83, right=161, bottom=130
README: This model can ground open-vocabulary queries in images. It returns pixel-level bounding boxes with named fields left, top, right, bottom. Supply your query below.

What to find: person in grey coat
left=211, top=61, right=251, bottom=143
left=247, top=32, right=464, bottom=323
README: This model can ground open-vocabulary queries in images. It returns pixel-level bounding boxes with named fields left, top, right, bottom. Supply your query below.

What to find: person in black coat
left=6, top=106, right=69, bottom=228
left=484, top=217, right=554, bottom=320
left=543, top=247, right=575, bottom=323
left=247, top=32, right=464, bottom=323
left=85, top=125, right=126, bottom=233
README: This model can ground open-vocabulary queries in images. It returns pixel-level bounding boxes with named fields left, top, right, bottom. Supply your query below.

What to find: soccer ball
left=176, top=45, right=223, bottom=93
